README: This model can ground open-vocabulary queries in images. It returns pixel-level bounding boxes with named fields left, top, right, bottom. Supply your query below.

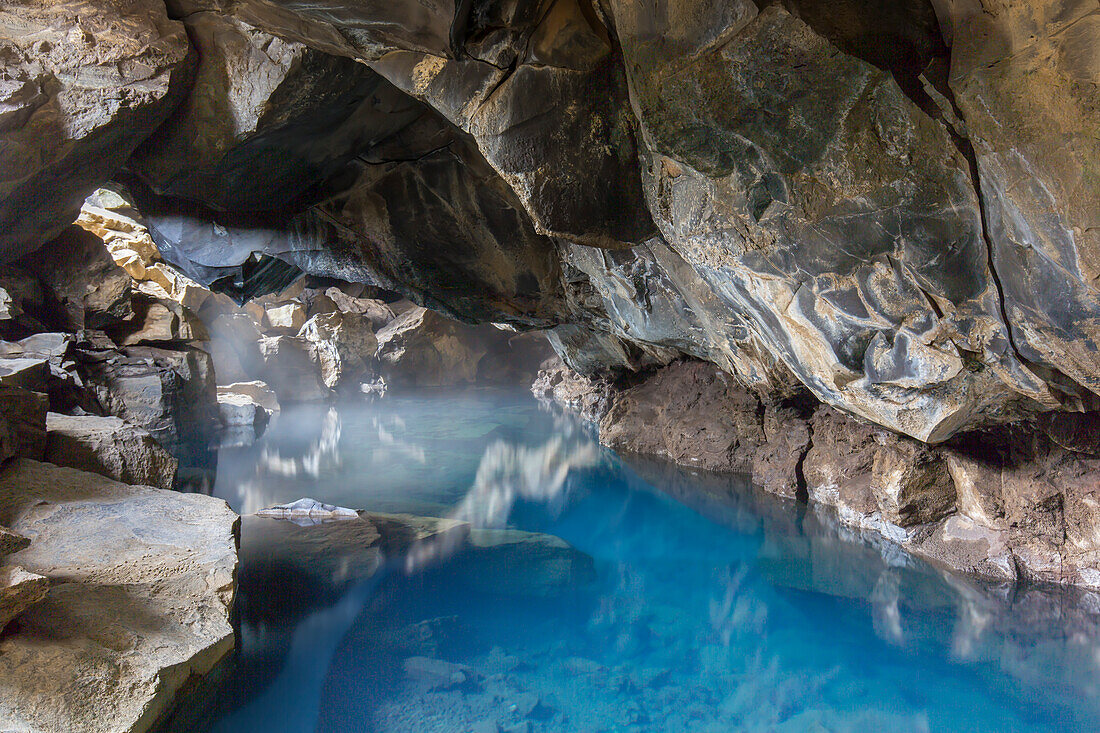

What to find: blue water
left=202, top=390, right=1100, bottom=732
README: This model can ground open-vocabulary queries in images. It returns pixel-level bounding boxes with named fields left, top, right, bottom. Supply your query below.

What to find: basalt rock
left=375, top=307, right=488, bottom=388
left=0, top=0, right=192, bottom=260
left=45, top=412, right=178, bottom=490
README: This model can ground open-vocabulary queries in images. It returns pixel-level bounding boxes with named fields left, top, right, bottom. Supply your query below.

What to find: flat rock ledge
left=0, top=459, right=239, bottom=733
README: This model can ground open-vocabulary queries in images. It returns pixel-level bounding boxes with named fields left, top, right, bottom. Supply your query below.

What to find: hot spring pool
left=195, top=389, right=1100, bottom=732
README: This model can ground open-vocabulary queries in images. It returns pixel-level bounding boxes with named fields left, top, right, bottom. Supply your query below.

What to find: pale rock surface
left=264, top=302, right=308, bottom=335
left=45, top=412, right=177, bottom=490
left=0, top=459, right=238, bottom=733
left=324, top=288, right=396, bottom=329
left=297, top=311, right=377, bottom=390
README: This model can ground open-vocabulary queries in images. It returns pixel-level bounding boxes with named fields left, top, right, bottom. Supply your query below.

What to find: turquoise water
left=202, top=390, right=1100, bottom=732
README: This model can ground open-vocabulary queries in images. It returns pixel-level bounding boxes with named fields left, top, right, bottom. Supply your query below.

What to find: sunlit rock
left=0, top=459, right=237, bottom=733
left=297, top=311, right=377, bottom=391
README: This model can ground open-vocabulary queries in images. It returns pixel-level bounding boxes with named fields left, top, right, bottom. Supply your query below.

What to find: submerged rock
left=45, top=412, right=178, bottom=490
left=256, top=498, right=358, bottom=522
left=0, top=459, right=238, bottom=733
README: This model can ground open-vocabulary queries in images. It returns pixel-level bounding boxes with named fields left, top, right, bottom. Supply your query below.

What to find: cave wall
left=1, top=0, right=1099, bottom=445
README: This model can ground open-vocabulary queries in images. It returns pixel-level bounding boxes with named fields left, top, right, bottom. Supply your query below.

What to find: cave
left=1, top=0, right=1100, bottom=730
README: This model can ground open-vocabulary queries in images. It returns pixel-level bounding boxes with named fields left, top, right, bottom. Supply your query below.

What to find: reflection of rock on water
left=405, top=434, right=600, bottom=572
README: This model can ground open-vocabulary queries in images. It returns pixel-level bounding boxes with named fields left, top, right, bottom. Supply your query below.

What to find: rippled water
left=195, top=390, right=1100, bottom=732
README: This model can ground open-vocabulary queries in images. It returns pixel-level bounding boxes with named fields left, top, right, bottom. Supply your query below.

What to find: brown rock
left=297, top=312, right=377, bottom=391
left=871, top=440, right=955, bottom=527
left=0, top=526, right=28, bottom=558
left=0, top=565, right=48, bottom=634
left=751, top=405, right=812, bottom=499
left=599, top=361, right=765, bottom=473
left=256, top=335, right=330, bottom=402
left=803, top=407, right=880, bottom=517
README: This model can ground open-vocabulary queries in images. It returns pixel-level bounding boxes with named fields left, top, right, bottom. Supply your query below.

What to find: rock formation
left=0, top=0, right=1098, bottom=586
left=0, top=459, right=237, bottom=733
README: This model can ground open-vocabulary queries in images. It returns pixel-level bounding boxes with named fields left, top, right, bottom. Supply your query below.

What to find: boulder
left=256, top=335, right=330, bottom=402
left=324, top=288, right=395, bottom=329
left=77, top=345, right=219, bottom=467
left=0, top=0, right=192, bottom=259
left=0, top=357, right=50, bottom=392
left=217, top=382, right=277, bottom=447
left=264, top=302, right=308, bottom=335
left=0, top=565, right=49, bottom=635
left=376, top=307, right=488, bottom=388
left=0, top=459, right=238, bottom=733
left=107, top=295, right=207, bottom=346
left=751, top=404, right=813, bottom=499
left=45, top=413, right=178, bottom=490
left=297, top=311, right=377, bottom=391
left=531, top=358, right=609, bottom=424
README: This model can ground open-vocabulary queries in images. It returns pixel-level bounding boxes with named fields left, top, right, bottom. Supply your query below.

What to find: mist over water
left=206, top=390, right=1100, bottom=732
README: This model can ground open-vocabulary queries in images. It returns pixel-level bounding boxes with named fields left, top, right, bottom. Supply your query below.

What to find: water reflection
left=196, top=392, right=1100, bottom=732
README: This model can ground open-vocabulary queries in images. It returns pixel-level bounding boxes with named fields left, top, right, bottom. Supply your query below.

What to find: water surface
left=202, top=389, right=1100, bottom=732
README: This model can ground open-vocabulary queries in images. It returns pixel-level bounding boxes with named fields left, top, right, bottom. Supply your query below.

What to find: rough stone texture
left=0, top=386, right=48, bottom=464
left=871, top=440, right=956, bottom=526
left=0, top=459, right=238, bottom=733
left=531, top=358, right=609, bottom=424
left=598, top=360, right=765, bottom=473
left=751, top=404, right=812, bottom=499
left=45, top=412, right=178, bottom=490
left=108, top=295, right=207, bottom=347
left=0, top=525, right=29, bottom=558
left=297, top=311, right=377, bottom=391
left=77, top=344, right=219, bottom=466
left=0, top=565, right=49, bottom=635
left=376, top=307, right=487, bottom=388
left=933, top=0, right=1100, bottom=406
left=324, top=289, right=395, bottom=329
left=0, top=0, right=192, bottom=260
left=217, top=383, right=274, bottom=447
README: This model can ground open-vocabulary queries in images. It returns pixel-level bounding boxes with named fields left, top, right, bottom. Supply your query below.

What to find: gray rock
left=20, top=226, right=132, bottom=330
left=0, top=459, right=238, bottom=733
left=376, top=307, right=487, bottom=388
left=256, top=498, right=358, bottom=521
left=45, top=413, right=178, bottom=490
left=0, top=0, right=191, bottom=259
left=0, top=385, right=48, bottom=463
left=78, top=345, right=219, bottom=467
left=297, top=311, right=377, bottom=391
